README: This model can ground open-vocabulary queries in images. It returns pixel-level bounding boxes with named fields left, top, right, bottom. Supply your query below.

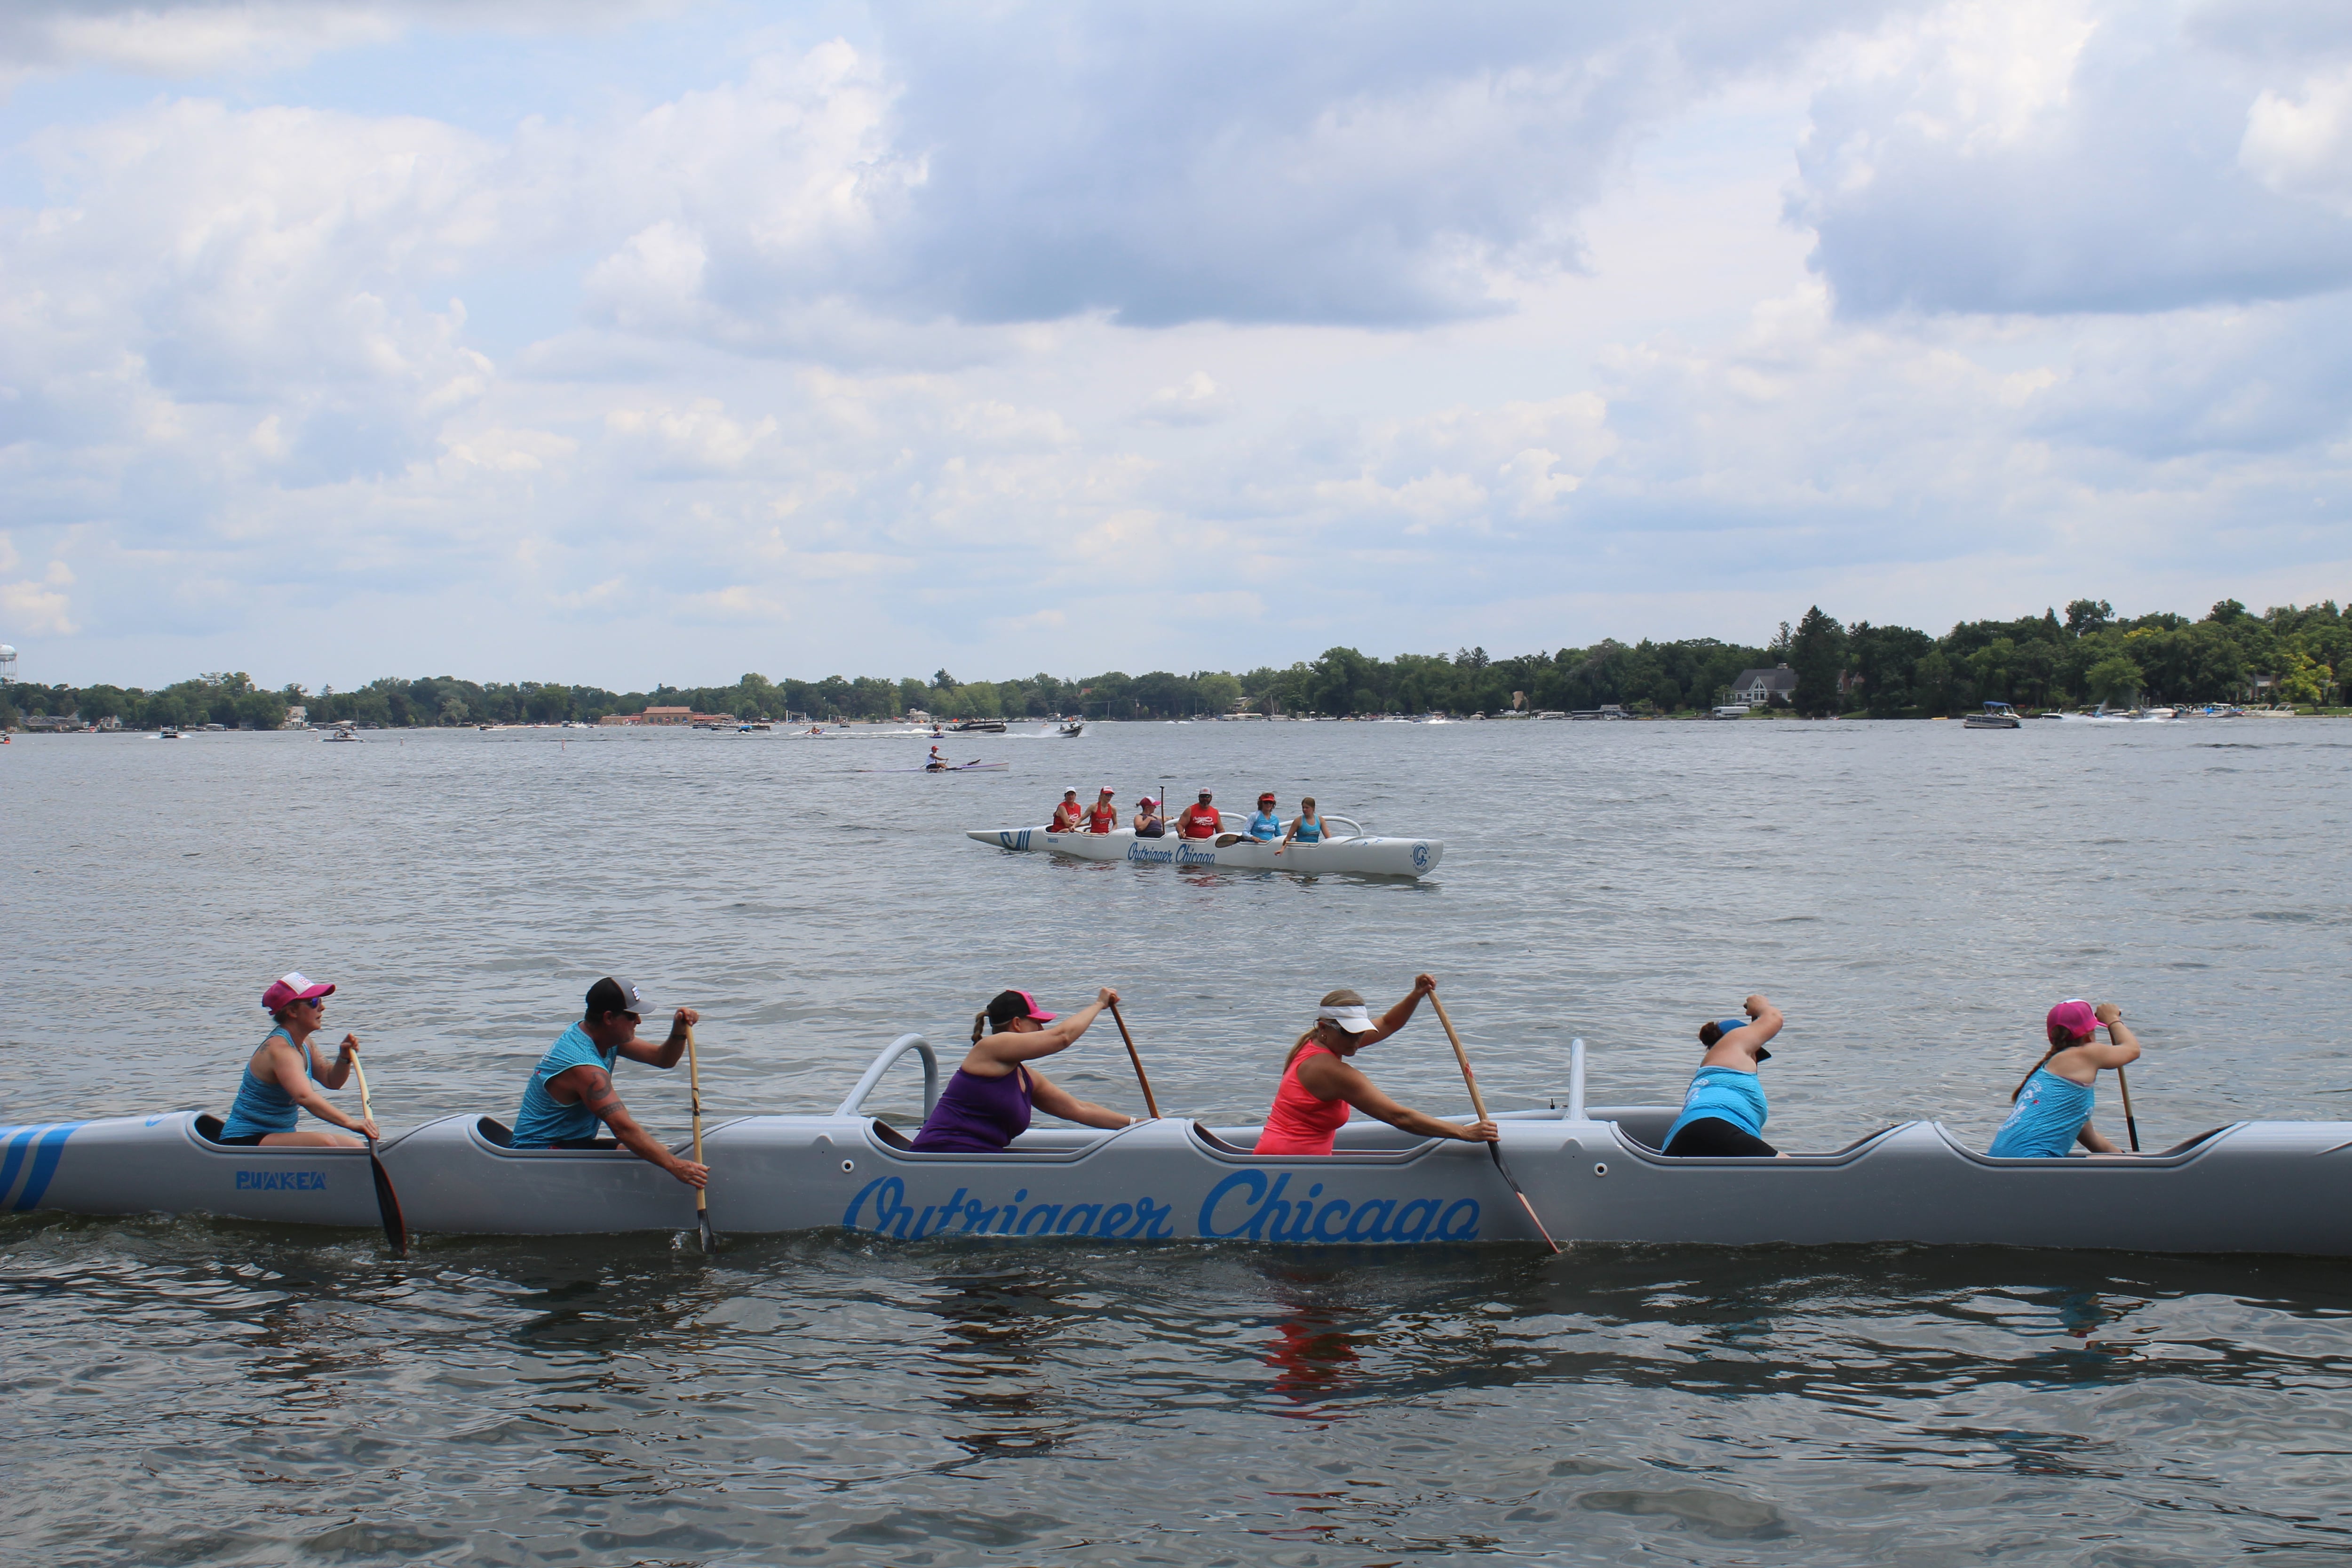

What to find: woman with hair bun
left=910, top=987, right=1141, bottom=1153
left=1253, top=975, right=1497, bottom=1155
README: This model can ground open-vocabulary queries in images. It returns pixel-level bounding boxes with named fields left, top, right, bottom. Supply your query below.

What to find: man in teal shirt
left=512, top=977, right=709, bottom=1189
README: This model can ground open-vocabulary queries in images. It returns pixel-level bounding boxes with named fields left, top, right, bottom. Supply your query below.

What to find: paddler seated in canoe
left=1133, top=795, right=1166, bottom=837
left=1659, top=995, right=1785, bottom=1156
left=509, top=977, right=710, bottom=1187
left=1177, top=789, right=1223, bottom=839
left=1086, top=786, right=1120, bottom=833
left=1051, top=789, right=1086, bottom=831
left=927, top=745, right=949, bottom=771
left=1244, top=792, right=1282, bottom=841
left=216, top=971, right=381, bottom=1146
left=1253, top=978, right=1498, bottom=1155
left=1277, top=796, right=1325, bottom=854
left=1987, top=1000, right=2143, bottom=1157
left=909, top=988, right=1141, bottom=1152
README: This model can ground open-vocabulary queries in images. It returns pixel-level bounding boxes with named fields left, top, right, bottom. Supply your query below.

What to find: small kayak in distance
left=968, top=813, right=1440, bottom=877
left=874, top=761, right=1009, bottom=773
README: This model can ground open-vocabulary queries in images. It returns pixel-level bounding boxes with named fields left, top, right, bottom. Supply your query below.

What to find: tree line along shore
left=5, top=597, right=2345, bottom=732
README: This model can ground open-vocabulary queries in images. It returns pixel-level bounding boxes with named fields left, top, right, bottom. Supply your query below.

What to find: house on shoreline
left=1729, top=664, right=1797, bottom=706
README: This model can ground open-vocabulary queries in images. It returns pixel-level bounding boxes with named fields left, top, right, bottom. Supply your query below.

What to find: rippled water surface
left=6, top=718, right=2352, bottom=1564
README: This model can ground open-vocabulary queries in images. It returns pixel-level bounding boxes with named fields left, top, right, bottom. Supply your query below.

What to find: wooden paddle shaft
left=1426, top=991, right=1490, bottom=1123
left=350, top=1049, right=374, bottom=1130
left=686, top=1026, right=708, bottom=1214
left=2117, top=1064, right=2140, bottom=1153
left=1106, top=999, right=1160, bottom=1119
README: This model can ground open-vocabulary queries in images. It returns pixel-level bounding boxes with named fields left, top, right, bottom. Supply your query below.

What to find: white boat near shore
left=968, top=812, right=1440, bottom=877
left=9, top=1038, right=2352, bottom=1254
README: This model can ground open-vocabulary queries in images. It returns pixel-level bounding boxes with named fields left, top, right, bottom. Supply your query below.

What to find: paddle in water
left=1427, top=989, right=1561, bottom=1254
left=348, top=1047, right=409, bottom=1258
left=1105, top=998, right=1161, bottom=1120
left=687, top=1025, right=714, bottom=1251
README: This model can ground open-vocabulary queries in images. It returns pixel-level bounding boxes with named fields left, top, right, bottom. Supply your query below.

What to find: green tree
left=1788, top=606, right=1846, bottom=717
left=2084, top=655, right=2143, bottom=708
left=2065, top=598, right=2114, bottom=636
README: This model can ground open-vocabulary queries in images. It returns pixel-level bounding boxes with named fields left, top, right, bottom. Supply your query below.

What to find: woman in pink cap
left=910, top=987, right=1139, bottom=1152
left=215, top=972, right=379, bottom=1146
left=1987, top=1000, right=2143, bottom=1157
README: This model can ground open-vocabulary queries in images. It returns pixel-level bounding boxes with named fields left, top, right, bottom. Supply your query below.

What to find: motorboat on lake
left=969, top=812, right=1440, bottom=877
left=1963, top=701, right=2022, bottom=729
left=9, top=1038, right=2351, bottom=1254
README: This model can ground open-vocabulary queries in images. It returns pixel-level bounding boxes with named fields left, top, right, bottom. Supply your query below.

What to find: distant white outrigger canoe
left=9, top=1036, right=2352, bottom=1253
left=967, top=812, right=1441, bottom=877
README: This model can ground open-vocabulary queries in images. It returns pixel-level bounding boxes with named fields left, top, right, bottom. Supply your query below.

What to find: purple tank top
left=910, top=1064, right=1033, bottom=1152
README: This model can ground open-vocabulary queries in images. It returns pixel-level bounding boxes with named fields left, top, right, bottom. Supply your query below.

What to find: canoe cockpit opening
left=195, top=1114, right=227, bottom=1143
left=477, top=1117, right=514, bottom=1147
left=869, top=1119, right=914, bottom=1150
left=1192, top=1122, right=1254, bottom=1156
left=2160, top=1126, right=2229, bottom=1157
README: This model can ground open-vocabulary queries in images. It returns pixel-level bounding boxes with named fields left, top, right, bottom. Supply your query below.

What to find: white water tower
left=0, top=644, right=16, bottom=685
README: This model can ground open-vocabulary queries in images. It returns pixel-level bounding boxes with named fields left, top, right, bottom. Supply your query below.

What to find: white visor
left=1318, top=1004, right=1377, bottom=1033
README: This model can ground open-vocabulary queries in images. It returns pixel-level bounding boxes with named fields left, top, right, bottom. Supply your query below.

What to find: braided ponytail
left=971, top=1011, right=990, bottom=1045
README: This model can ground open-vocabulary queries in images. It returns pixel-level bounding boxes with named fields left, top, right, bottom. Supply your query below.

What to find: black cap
left=586, top=976, right=649, bottom=1020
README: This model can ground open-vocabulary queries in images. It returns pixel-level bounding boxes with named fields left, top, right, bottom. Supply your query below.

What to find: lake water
left=5, top=717, right=2352, bottom=1564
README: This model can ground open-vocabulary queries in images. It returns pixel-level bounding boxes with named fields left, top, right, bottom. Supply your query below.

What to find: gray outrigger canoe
left=968, top=812, right=1442, bottom=877
left=8, top=1038, right=2352, bottom=1254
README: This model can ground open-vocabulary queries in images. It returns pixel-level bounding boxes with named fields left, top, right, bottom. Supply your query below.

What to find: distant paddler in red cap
left=1086, top=786, right=1120, bottom=833
left=215, top=971, right=379, bottom=1146
left=1988, top=1000, right=2144, bottom=1157
left=1132, top=795, right=1167, bottom=837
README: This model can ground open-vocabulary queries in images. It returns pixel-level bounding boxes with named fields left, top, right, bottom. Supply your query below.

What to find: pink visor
left=262, top=971, right=335, bottom=1013
left=1011, top=989, right=1057, bottom=1023
left=2046, top=998, right=2098, bottom=1043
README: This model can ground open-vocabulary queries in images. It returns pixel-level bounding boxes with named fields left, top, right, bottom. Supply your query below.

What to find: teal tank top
left=1292, top=816, right=1323, bottom=843
left=1987, top=1067, right=2095, bottom=1157
left=513, top=1024, right=621, bottom=1147
left=1662, top=1065, right=1768, bottom=1147
left=221, top=1027, right=318, bottom=1138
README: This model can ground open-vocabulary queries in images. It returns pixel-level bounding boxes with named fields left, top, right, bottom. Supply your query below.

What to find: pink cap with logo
left=2045, top=998, right=2099, bottom=1043
left=262, top=971, right=335, bottom=1013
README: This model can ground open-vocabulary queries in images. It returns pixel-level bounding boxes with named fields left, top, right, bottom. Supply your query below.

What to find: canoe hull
left=15, top=1108, right=2352, bottom=1255
left=967, top=825, right=1442, bottom=877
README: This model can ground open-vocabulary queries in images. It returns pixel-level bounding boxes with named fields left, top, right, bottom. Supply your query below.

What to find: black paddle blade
left=698, top=1212, right=715, bottom=1253
left=367, top=1147, right=409, bottom=1258
left=1490, top=1144, right=1560, bottom=1254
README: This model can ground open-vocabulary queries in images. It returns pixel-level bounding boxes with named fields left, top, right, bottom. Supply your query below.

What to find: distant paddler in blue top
left=511, top=977, right=710, bottom=1188
left=1277, top=796, right=1324, bottom=853
left=1660, top=995, right=1784, bottom=1157
left=1988, top=1000, right=2142, bottom=1157
left=217, top=972, right=380, bottom=1146
left=1244, top=792, right=1282, bottom=841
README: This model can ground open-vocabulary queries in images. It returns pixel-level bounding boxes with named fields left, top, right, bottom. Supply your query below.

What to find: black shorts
left=549, top=1137, right=620, bottom=1150
left=210, top=1131, right=269, bottom=1146
left=1662, top=1118, right=1779, bottom=1157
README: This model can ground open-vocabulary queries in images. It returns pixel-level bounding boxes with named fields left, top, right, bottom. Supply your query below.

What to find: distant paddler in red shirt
left=1253, top=977, right=1499, bottom=1156
left=1050, top=789, right=1085, bottom=831
left=1177, top=789, right=1223, bottom=839
left=1086, top=787, right=1120, bottom=832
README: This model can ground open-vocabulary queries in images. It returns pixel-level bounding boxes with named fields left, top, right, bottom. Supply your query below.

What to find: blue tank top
left=1290, top=815, right=1323, bottom=843
left=222, top=1027, right=319, bottom=1138
left=911, top=1064, right=1033, bottom=1153
left=512, top=1024, right=621, bottom=1147
left=1988, top=1067, right=2096, bottom=1157
left=1662, top=1065, right=1769, bottom=1147
left=1247, top=810, right=1281, bottom=841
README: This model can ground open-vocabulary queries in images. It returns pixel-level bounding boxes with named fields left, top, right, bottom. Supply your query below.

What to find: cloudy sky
left=3, top=0, right=2350, bottom=690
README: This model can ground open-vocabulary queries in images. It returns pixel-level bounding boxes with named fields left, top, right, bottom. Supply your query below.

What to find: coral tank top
left=1254, top=1042, right=1351, bottom=1155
